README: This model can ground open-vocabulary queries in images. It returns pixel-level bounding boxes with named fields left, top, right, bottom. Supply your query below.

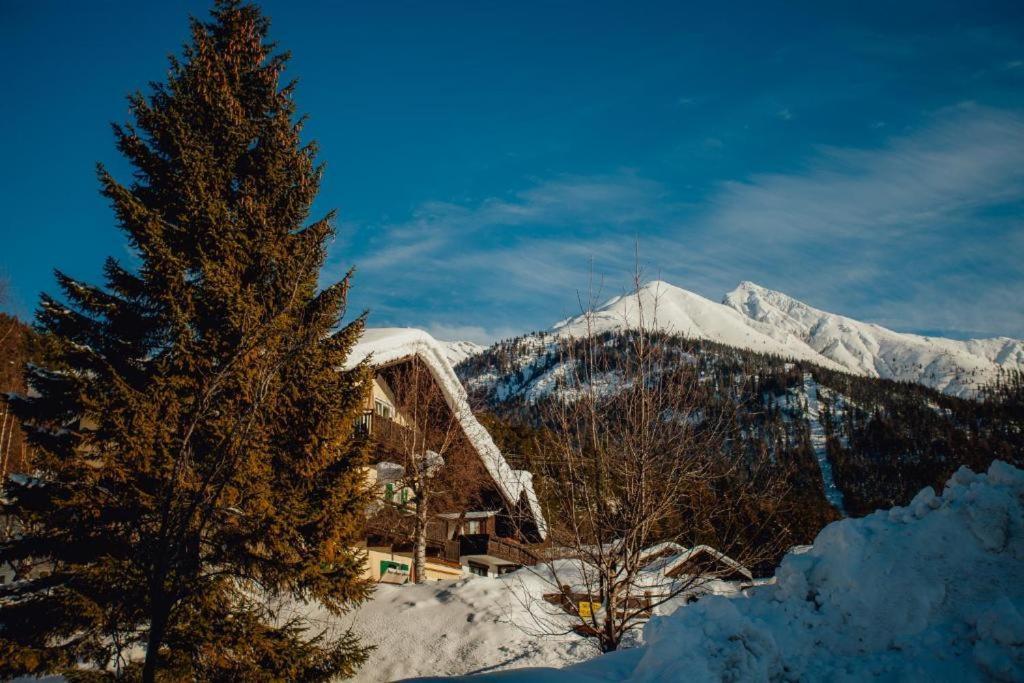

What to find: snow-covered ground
left=331, top=571, right=594, bottom=681
left=326, top=554, right=746, bottom=681
left=426, top=460, right=1024, bottom=682
left=18, top=460, right=1023, bottom=682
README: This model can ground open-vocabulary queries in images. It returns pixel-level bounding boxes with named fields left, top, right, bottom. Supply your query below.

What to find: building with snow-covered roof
left=346, top=328, right=547, bottom=580
left=638, top=542, right=753, bottom=583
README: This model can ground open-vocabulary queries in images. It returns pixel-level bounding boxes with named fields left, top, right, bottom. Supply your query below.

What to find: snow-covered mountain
left=551, top=281, right=847, bottom=372
left=551, top=280, right=1024, bottom=398
left=437, top=339, right=487, bottom=367
left=724, top=281, right=1024, bottom=398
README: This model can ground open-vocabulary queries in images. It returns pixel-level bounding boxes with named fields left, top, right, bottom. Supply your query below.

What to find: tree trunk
left=413, top=493, right=428, bottom=584
left=602, top=584, right=619, bottom=652
left=2, top=418, right=14, bottom=477
left=0, top=408, right=9, bottom=478
left=142, top=597, right=171, bottom=683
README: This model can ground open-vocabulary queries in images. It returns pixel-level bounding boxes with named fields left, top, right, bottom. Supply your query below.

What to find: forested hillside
left=457, top=330, right=1024, bottom=551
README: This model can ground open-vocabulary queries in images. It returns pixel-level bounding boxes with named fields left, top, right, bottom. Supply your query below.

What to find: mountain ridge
left=722, top=281, right=1024, bottom=397
left=451, top=280, right=1024, bottom=398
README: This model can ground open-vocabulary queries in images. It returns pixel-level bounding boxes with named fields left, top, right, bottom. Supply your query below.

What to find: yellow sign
left=577, top=601, right=601, bottom=618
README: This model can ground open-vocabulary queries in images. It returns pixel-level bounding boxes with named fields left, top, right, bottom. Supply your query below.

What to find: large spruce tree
left=0, top=2, right=373, bottom=680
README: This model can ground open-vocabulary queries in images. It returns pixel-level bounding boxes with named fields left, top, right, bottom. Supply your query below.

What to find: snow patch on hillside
left=443, top=460, right=1024, bottom=682
left=802, top=373, right=845, bottom=515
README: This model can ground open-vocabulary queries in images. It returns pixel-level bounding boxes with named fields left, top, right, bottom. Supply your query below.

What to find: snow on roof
left=346, top=328, right=548, bottom=539
left=639, top=542, right=753, bottom=581
left=437, top=510, right=501, bottom=520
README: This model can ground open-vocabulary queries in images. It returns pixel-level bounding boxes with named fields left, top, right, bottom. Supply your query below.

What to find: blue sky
left=1, top=1, right=1023, bottom=343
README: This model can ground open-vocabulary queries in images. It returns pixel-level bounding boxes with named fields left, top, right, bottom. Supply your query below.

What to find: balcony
left=458, top=534, right=539, bottom=566
left=355, top=411, right=417, bottom=462
left=365, top=523, right=462, bottom=565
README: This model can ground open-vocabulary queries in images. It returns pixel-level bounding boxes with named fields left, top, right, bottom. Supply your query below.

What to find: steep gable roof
left=345, top=328, right=548, bottom=539
left=639, top=542, right=753, bottom=581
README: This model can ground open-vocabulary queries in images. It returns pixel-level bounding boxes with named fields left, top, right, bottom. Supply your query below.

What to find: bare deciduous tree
left=370, top=358, right=492, bottom=583
left=514, top=271, right=789, bottom=653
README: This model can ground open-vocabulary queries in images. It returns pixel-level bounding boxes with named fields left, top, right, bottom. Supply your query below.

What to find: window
left=380, top=560, right=409, bottom=576
left=496, top=564, right=518, bottom=576
left=464, top=519, right=482, bottom=535
left=374, top=400, right=391, bottom=419
left=468, top=562, right=488, bottom=577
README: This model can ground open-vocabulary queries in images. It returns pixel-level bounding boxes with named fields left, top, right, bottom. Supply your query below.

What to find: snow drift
left=434, top=460, right=1024, bottom=682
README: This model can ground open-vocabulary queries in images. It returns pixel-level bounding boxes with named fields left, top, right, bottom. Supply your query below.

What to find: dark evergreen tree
left=0, top=2, right=373, bottom=680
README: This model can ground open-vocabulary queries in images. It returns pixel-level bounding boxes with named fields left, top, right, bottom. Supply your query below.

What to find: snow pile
left=337, top=573, right=593, bottom=681
left=446, top=460, right=1024, bottom=682
left=346, top=328, right=547, bottom=538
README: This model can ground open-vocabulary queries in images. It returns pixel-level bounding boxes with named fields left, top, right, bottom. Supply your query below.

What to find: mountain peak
left=733, top=280, right=768, bottom=292
left=552, top=278, right=1023, bottom=398
left=726, top=281, right=797, bottom=303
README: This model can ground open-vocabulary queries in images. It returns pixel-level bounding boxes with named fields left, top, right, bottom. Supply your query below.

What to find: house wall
left=461, top=554, right=519, bottom=578
left=369, top=376, right=408, bottom=427
left=361, top=547, right=464, bottom=582
left=443, top=513, right=497, bottom=539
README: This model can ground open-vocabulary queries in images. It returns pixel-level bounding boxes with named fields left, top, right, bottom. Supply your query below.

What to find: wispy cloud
left=689, top=103, right=1024, bottom=336
left=335, top=172, right=683, bottom=340
left=337, top=104, right=1024, bottom=340
left=706, top=104, right=1024, bottom=244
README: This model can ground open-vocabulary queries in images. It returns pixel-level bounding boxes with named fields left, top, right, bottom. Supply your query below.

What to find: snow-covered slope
left=438, top=339, right=487, bottom=367
left=439, top=459, right=1024, bottom=682
left=725, top=281, right=1024, bottom=398
left=549, top=280, right=1023, bottom=398
left=552, top=281, right=846, bottom=371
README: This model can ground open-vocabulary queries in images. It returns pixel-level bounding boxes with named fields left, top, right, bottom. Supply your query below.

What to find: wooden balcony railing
left=354, top=412, right=418, bottom=461
left=365, top=523, right=462, bottom=565
left=458, top=534, right=539, bottom=566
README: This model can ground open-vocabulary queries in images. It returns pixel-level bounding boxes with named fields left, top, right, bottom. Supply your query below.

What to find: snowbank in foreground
left=430, top=460, right=1024, bottom=682
left=334, top=571, right=593, bottom=682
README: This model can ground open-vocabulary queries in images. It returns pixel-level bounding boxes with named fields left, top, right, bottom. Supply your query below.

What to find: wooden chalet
left=345, top=329, right=547, bottom=582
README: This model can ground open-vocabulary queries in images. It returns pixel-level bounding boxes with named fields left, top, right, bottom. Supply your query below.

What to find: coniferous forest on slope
left=459, top=330, right=1024, bottom=569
